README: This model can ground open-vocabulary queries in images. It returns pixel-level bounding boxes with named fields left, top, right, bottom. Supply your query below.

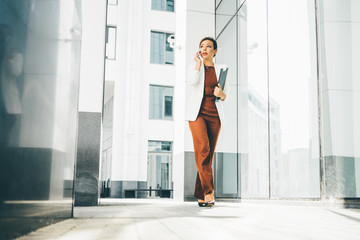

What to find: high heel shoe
left=204, top=194, right=215, bottom=207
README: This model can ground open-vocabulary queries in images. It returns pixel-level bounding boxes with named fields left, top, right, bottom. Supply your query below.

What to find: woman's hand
left=194, top=51, right=201, bottom=63
left=214, top=84, right=226, bottom=101
left=194, top=51, right=201, bottom=71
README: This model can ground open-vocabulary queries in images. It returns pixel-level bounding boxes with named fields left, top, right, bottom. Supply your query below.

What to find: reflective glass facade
left=215, top=0, right=359, bottom=200
left=318, top=0, right=360, bottom=198
left=0, top=0, right=82, bottom=238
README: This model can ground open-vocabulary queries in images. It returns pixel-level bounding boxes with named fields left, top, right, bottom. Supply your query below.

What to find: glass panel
left=166, top=0, right=174, bottom=12
left=215, top=17, right=239, bottom=198
left=267, top=0, right=319, bottom=199
left=0, top=0, right=82, bottom=237
left=152, top=0, right=165, bottom=11
left=216, top=0, right=237, bottom=38
left=106, top=26, right=116, bottom=60
left=150, top=31, right=164, bottom=64
left=237, top=0, right=269, bottom=198
left=100, top=81, right=114, bottom=197
left=164, top=96, right=172, bottom=117
left=147, top=151, right=172, bottom=197
left=156, top=156, right=162, bottom=189
left=161, top=141, right=172, bottom=151
left=165, top=33, right=174, bottom=64
left=149, top=85, right=163, bottom=119
left=148, top=141, right=172, bottom=152
left=214, top=153, right=240, bottom=197
left=215, top=0, right=221, bottom=9
left=237, top=0, right=246, bottom=11
left=318, top=0, right=360, bottom=198
left=164, top=86, right=173, bottom=117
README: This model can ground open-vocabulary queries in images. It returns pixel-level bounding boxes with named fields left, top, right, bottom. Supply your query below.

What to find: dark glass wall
left=0, top=0, right=82, bottom=239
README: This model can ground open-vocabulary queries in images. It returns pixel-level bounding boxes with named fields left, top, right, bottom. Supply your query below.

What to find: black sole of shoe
left=198, top=202, right=208, bottom=207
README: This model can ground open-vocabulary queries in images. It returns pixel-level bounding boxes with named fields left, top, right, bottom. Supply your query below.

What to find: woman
left=186, top=37, right=229, bottom=207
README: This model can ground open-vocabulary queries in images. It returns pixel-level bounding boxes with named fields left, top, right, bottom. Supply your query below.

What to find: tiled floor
left=16, top=199, right=360, bottom=240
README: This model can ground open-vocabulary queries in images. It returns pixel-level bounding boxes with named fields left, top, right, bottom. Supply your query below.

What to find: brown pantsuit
left=188, top=66, right=221, bottom=200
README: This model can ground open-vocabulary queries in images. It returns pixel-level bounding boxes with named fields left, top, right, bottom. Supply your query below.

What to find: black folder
left=216, top=67, right=228, bottom=101
left=218, top=68, right=228, bottom=91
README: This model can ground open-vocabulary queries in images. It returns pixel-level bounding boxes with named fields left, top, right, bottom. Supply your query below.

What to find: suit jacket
left=185, top=62, right=229, bottom=123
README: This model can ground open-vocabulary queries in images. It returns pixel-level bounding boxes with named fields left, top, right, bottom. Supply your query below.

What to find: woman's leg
left=189, top=114, right=221, bottom=200
left=189, top=115, right=212, bottom=199
left=203, top=115, right=221, bottom=203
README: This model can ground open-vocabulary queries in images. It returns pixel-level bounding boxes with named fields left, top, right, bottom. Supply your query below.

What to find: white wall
left=78, top=0, right=107, bottom=113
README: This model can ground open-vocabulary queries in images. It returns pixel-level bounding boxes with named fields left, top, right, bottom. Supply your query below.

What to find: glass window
left=150, top=31, right=174, bottom=64
left=148, top=141, right=172, bottom=152
left=267, top=0, right=319, bottom=199
left=318, top=0, right=360, bottom=198
left=148, top=141, right=173, bottom=196
left=215, top=0, right=320, bottom=200
left=149, top=85, right=173, bottom=119
left=106, top=26, right=116, bottom=60
left=152, top=0, right=174, bottom=12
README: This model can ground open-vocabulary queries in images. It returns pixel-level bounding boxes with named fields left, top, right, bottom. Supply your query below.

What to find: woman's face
left=199, top=40, right=217, bottom=60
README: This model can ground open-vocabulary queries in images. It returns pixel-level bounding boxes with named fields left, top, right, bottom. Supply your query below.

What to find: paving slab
left=16, top=199, right=360, bottom=240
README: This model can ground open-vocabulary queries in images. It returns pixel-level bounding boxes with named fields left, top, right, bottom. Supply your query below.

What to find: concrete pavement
left=16, top=199, right=360, bottom=240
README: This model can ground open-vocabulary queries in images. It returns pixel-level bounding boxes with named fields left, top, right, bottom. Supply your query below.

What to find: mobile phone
left=197, top=51, right=201, bottom=59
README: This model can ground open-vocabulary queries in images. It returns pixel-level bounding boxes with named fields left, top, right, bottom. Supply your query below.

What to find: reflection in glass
left=238, top=0, right=270, bottom=198
left=0, top=0, right=82, bottom=238
left=215, top=16, right=239, bottom=198
left=215, top=0, right=236, bottom=38
left=165, top=33, right=174, bottom=64
left=318, top=0, right=360, bottom=198
left=152, top=0, right=174, bottom=12
left=267, top=0, right=320, bottom=198
left=150, top=31, right=174, bottom=65
left=216, top=0, right=322, bottom=199
left=100, top=81, right=114, bottom=197
left=151, top=31, right=164, bottom=64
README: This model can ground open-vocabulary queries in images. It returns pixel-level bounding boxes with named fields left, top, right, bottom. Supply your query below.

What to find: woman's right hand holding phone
left=194, top=51, right=202, bottom=63
left=194, top=51, right=201, bottom=71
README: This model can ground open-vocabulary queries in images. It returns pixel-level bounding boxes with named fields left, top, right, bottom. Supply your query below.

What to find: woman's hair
left=199, top=37, right=217, bottom=56
left=199, top=37, right=217, bottom=50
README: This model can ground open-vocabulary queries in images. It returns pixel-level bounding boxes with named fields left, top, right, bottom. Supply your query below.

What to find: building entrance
left=147, top=152, right=173, bottom=198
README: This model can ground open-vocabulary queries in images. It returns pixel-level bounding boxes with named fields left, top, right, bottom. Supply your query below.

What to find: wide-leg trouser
left=188, top=113, right=221, bottom=200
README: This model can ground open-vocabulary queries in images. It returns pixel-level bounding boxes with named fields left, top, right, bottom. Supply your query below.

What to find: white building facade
left=102, top=0, right=176, bottom=198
